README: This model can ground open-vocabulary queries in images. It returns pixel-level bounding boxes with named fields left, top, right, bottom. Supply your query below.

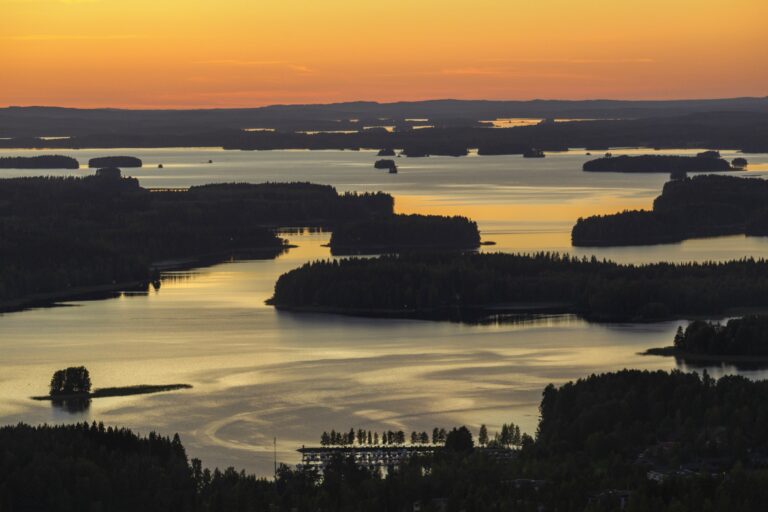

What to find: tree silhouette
left=478, top=424, right=488, bottom=446
left=444, top=426, right=474, bottom=452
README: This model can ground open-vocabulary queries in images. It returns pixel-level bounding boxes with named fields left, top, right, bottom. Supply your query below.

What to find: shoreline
left=0, top=245, right=288, bottom=315
left=269, top=302, right=576, bottom=322
left=642, top=346, right=768, bottom=364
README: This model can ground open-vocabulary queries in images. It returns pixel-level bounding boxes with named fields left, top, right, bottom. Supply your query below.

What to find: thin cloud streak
left=3, top=33, right=146, bottom=41
left=483, top=57, right=656, bottom=64
left=194, top=60, right=313, bottom=73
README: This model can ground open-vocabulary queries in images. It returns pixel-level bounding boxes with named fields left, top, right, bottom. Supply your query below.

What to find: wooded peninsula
left=572, top=175, right=768, bottom=246
left=0, top=174, right=392, bottom=311
left=646, top=315, right=768, bottom=361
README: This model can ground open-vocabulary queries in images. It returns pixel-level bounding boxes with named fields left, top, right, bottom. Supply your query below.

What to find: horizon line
left=2, top=95, right=767, bottom=112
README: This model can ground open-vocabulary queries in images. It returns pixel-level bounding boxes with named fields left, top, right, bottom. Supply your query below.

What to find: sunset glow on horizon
left=2, top=0, right=767, bottom=108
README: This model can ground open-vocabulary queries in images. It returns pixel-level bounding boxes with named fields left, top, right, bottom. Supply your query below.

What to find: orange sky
left=1, top=0, right=766, bottom=108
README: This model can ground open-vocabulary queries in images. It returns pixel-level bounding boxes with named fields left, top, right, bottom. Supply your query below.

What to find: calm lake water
left=2, top=148, right=768, bottom=475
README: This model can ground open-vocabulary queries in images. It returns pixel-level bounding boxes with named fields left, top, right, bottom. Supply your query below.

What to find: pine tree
left=479, top=424, right=489, bottom=446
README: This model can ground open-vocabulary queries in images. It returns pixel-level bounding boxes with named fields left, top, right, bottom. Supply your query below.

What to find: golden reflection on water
left=395, top=193, right=653, bottom=223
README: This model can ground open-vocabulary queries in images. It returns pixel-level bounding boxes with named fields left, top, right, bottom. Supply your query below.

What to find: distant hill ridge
left=2, top=97, right=767, bottom=138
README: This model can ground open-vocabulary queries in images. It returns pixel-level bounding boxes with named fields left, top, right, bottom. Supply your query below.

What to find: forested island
left=401, top=144, right=469, bottom=157
left=329, top=214, right=481, bottom=254
left=6, top=369, right=768, bottom=510
left=0, top=155, right=79, bottom=169
left=88, top=156, right=143, bottom=168
left=582, top=153, right=734, bottom=173
left=646, top=315, right=768, bottom=361
left=31, top=366, right=191, bottom=402
left=373, top=159, right=397, bottom=171
left=0, top=175, right=392, bottom=311
left=268, top=252, right=768, bottom=322
left=572, top=174, right=768, bottom=246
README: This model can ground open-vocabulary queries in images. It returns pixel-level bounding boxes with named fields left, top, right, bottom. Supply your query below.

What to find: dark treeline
left=2, top=111, right=768, bottom=153
left=670, top=315, right=768, bottom=356
left=269, top=252, right=768, bottom=322
left=0, top=423, right=196, bottom=512
left=528, top=369, right=768, bottom=510
left=319, top=428, right=439, bottom=447
left=0, top=176, right=391, bottom=307
left=329, top=214, right=481, bottom=255
left=170, top=182, right=393, bottom=228
left=88, top=156, right=143, bottom=168
left=582, top=154, right=734, bottom=173
left=5, top=99, right=767, bottom=138
left=572, top=174, right=768, bottom=246
left=8, top=370, right=768, bottom=510
left=317, top=423, right=527, bottom=448
left=0, top=155, right=79, bottom=169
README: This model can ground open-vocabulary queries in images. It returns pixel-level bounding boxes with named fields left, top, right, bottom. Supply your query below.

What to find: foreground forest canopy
left=6, top=370, right=768, bottom=511
left=572, top=175, right=768, bottom=246
left=0, top=175, right=392, bottom=309
left=269, top=252, right=768, bottom=322
left=329, top=214, right=481, bottom=254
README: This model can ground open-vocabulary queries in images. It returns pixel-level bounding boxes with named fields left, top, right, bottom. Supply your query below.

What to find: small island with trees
left=0, top=155, right=79, bottom=169
left=88, top=156, right=143, bottom=168
left=572, top=174, right=768, bottom=246
left=373, top=159, right=397, bottom=172
left=32, top=366, right=191, bottom=402
left=582, top=152, right=735, bottom=173
left=329, top=214, right=481, bottom=254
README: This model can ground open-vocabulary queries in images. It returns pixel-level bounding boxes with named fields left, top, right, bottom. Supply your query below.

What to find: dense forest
left=0, top=176, right=392, bottom=309
left=329, top=214, right=481, bottom=254
left=666, top=315, right=768, bottom=356
left=4, top=98, right=767, bottom=138
left=88, top=156, right=143, bottom=168
left=268, top=252, right=768, bottom=322
left=7, top=370, right=768, bottom=510
left=0, top=155, right=79, bottom=169
left=2, top=111, right=767, bottom=154
left=572, top=175, right=768, bottom=246
left=582, top=154, right=733, bottom=173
